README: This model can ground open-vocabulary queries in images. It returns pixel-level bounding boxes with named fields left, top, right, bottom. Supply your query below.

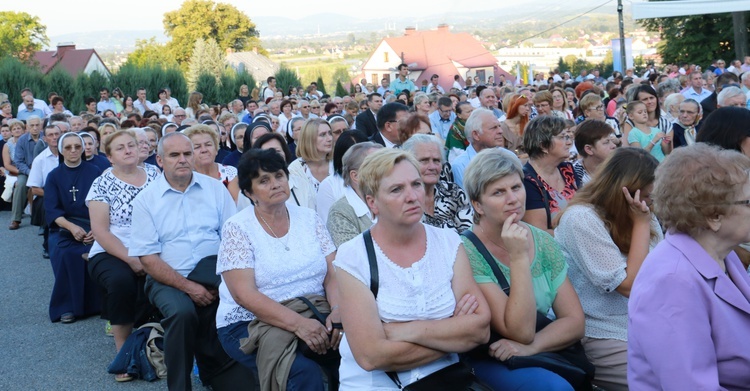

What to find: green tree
left=331, top=67, right=351, bottom=88
left=163, top=0, right=265, bottom=65
left=274, top=65, right=301, bottom=100
left=125, top=37, right=178, bottom=68
left=315, top=75, right=327, bottom=95
left=0, top=12, right=48, bottom=62
left=186, top=38, right=226, bottom=91
left=335, top=80, right=348, bottom=97
left=196, top=72, right=219, bottom=105
left=639, top=9, right=742, bottom=65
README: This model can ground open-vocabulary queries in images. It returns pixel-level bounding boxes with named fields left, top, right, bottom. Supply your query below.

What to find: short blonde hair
left=103, top=129, right=136, bottom=156
left=579, top=94, right=602, bottom=112
left=296, top=118, right=331, bottom=162
left=7, top=119, right=25, bottom=131
left=183, top=124, right=219, bottom=150
left=358, top=148, right=420, bottom=199
left=653, top=143, right=750, bottom=237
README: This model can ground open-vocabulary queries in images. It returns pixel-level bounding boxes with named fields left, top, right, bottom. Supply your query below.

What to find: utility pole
left=618, top=0, right=627, bottom=72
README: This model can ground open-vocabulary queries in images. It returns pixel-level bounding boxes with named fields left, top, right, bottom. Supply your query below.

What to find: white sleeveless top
left=333, top=224, right=461, bottom=389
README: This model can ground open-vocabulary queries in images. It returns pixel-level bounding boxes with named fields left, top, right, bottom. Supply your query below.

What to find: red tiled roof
left=32, top=45, right=110, bottom=76
left=380, top=28, right=511, bottom=91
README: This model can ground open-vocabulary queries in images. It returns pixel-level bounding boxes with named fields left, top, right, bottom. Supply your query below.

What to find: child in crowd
left=626, top=101, right=671, bottom=162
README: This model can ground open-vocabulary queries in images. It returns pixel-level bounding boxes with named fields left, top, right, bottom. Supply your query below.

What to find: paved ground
left=0, top=211, right=202, bottom=390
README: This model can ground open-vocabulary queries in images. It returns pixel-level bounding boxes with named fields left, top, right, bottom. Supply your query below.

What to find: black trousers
left=144, top=276, right=253, bottom=391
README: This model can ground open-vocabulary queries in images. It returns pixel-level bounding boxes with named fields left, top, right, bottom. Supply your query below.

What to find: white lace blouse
left=333, top=224, right=461, bottom=389
left=215, top=203, right=336, bottom=328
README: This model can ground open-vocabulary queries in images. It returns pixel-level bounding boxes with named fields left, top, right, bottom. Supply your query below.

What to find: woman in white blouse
left=288, top=118, right=334, bottom=209
left=216, top=148, right=340, bottom=391
left=334, top=148, right=490, bottom=389
left=555, top=147, right=662, bottom=391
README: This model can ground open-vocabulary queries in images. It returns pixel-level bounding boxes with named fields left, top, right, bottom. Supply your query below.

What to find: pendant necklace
left=257, top=208, right=291, bottom=251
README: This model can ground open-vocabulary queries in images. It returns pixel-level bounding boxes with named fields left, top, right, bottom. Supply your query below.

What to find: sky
left=6, top=0, right=636, bottom=38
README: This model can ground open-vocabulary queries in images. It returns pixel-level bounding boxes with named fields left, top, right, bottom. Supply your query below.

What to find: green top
left=461, top=224, right=568, bottom=314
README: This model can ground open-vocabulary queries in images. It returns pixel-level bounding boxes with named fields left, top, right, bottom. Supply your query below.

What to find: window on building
left=384, top=52, right=389, bottom=62
left=372, top=74, right=378, bottom=86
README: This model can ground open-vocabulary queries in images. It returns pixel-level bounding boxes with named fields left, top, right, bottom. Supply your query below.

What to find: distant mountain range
left=47, top=4, right=631, bottom=52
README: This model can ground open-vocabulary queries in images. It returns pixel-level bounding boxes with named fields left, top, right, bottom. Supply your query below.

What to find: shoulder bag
left=461, top=230, right=595, bottom=391
left=363, top=230, right=492, bottom=391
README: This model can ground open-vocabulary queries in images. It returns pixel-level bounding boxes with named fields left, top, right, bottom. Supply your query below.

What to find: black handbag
left=295, top=295, right=341, bottom=391
left=461, top=230, right=595, bottom=391
left=363, top=230, right=492, bottom=391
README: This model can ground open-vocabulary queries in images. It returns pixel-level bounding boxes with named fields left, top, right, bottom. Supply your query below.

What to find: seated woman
left=216, top=149, right=340, bottom=391
left=221, top=123, right=248, bottom=168
left=628, top=143, right=750, bottom=390
left=671, top=99, right=701, bottom=148
left=288, top=119, right=334, bottom=210
left=45, top=133, right=103, bottom=324
left=285, top=117, right=304, bottom=158
left=326, top=115, right=350, bottom=146
left=87, top=129, right=160, bottom=382
left=317, top=130, right=368, bottom=224
left=555, top=148, right=662, bottom=391
left=183, top=124, right=239, bottom=200
left=402, top=134, right=473, bottom=233
left=695, top=107, right=750, bottom=157
left=79, top=131, right=111, bottom=172
left=132, top=128, right=161, bottom=176
left=500, top=94, right=530, bottom=156
left=572, top=119, right=617, bottom=185
left=445, top=101, right=474, bottom=160
left=461, top=148, right=585, bottom=390
left=334, top=148, right=490, bottom=389
left=236, top=132, right=296, bottom=212
left=398, top=112, right=434, bottom=144
left=522, top=116, right=581, bottom=235
left=326, top=141, right=382, bottom=247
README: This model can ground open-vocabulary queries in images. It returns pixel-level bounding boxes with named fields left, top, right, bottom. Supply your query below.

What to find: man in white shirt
left=370, top=102, right=407, bottom=148
left=262, top=76, right=276, bottom=102
left=427, top=74, right=445, bottom=94
left=164, top=87, right=180, bottom=109
left=129, top=132, right=249, bottom=391
left=27, top=124, right=62, bottom=258
left=133, top=88, right=153, bottom=115
left=682, top=72, right=712, bottom=103
left=452, top=75, right=463, bottom=91
left=16, top=88, right=51, bottom=118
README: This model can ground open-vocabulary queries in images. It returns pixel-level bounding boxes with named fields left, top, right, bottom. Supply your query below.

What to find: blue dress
left=221, top=150, right=242, bottom=168
left=44, top=161, right=103, bottom=322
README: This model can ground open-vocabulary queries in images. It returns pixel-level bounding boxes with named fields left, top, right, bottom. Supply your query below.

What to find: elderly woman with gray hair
left=402, top=134, right=473, bottom=233
left=716, top=86, right=748, bottom=108
left=628, top=143, right=750, bottom=389
left=326, top=141, right=382, bottom=247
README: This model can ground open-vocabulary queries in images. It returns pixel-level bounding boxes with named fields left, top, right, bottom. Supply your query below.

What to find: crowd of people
left=1, top=56, right=750, bottom=391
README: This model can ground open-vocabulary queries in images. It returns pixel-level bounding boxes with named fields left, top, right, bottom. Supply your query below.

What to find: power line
left=501, top=0, right=615, bottom=49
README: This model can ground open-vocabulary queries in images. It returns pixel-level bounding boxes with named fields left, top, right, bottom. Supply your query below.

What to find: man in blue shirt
left=129, top=133, right=250, bottom=390
left=429, top=96, right=456, bottom=140
left=16, top=95, right=45, bottom=121
left=452, top=108, right=518, bottom=189
left=391, top=63, right=416, bottom=95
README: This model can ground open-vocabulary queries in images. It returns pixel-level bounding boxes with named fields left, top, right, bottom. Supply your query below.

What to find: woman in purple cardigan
left=628, top=143, right=750, bottom=390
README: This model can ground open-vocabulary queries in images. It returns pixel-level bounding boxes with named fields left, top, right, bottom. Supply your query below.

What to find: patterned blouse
left=422, top=181, right=473, bottom=234
left=523, top=161, right=580, bottom=229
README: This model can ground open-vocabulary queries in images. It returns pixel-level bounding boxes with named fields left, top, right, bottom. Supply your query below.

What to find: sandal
left=115, top=373, right=133, bottom=382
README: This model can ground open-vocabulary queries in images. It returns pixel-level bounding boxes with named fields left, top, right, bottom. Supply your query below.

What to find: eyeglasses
left=63, top=145, right=82, bottom=151
left=555, top=134, right=572, bottom=141
left=730, top=200, right=750, bottom=207
left=174, top=114, right=187, bottom=118
left=138, top=140, right=149, bottom=146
